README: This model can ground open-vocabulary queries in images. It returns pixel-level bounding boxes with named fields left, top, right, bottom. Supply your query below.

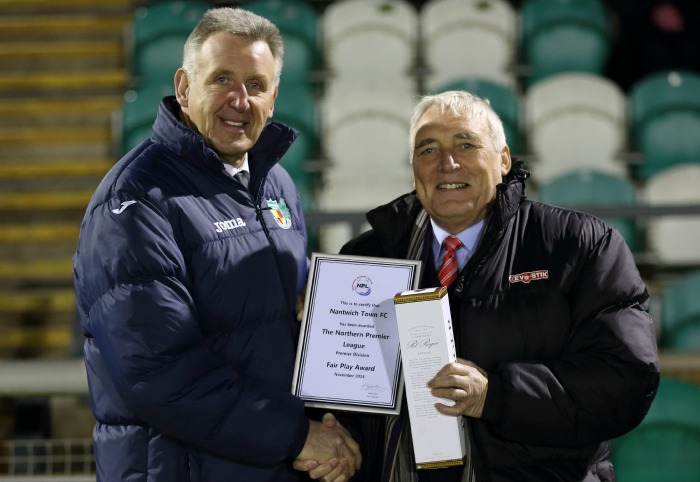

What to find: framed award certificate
left=291, top=253, right=422, bottom=414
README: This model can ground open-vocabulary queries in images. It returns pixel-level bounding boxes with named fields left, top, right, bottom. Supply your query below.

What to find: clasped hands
left=294, top=413, right=362, bottom=482
left=291, top=358, right=486, bottom=481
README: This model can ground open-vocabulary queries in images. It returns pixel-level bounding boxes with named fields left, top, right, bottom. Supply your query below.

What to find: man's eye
left=459, top=143, right=474, bottom=150
left=419, top=147, right=435, bottom=156
left=216, top=77, right=228, bottom=84
left=248, top=81, right=262, bottom=90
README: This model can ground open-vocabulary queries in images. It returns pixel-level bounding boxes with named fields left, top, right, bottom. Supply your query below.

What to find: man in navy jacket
left=73, top=7, right=359, bottom=482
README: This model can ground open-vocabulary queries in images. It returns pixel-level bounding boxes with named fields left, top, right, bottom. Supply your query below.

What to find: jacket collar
left=491, top=158, right=529, bottom=231
left=366, top=191, right=425, bottom=256
left=152, top=96, right=299, bottom=184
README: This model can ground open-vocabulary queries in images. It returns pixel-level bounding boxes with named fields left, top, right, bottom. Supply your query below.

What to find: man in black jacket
left=340, top=90, right=660, bottom=482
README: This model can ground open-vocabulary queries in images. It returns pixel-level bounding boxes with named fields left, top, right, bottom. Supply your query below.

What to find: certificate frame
left=292, top=253, right=422, bottom=415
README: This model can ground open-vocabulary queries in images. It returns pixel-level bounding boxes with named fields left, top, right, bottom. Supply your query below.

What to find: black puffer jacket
left=341, top=164, right=660, bottom=482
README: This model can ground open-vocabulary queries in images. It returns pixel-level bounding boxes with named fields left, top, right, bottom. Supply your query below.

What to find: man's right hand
left=293, top=413, right=362, bottom=482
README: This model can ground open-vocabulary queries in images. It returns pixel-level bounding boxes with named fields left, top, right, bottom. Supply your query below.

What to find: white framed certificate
left=292, top=253, right=422, bottom=414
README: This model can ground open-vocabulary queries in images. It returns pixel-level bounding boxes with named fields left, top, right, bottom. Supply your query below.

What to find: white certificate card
left=292, top=253, right=421, bottom=414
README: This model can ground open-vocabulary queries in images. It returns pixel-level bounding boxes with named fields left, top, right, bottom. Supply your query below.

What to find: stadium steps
left=0, top=14, right=131, bottom=35
left=0, top=159, right=112, bottom=179
left=0, top=260, right=73, bottom=282
left=0, top=190, right=94, bottom=210
left=0, top=69, right=127, bottom=92
left=0, top=40, right=122, bottom=60
left=0, top=289, right=76, bottom=315
left=0, top=126, right=111, bottom=144
left=0, top=97, right=120, bottom=118
left=0, top=0, right=135, bottom=14
left=0, top=0, right=134, bottom=357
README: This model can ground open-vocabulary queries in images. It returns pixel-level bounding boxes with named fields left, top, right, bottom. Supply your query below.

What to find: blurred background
left=1, top=0, right=699, bottom=480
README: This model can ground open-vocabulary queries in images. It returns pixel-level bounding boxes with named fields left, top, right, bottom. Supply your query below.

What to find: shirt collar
left=431, top=218, right=485, bottom=267
left=221, top=154, right=249, bottom=178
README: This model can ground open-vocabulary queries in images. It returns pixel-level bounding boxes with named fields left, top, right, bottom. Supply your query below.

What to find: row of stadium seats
left=120, top=69, right=700, bottom=186
left=118, top=0, right=700, bottom=180
left=116, top=0, right=618, bottom=163
left=123, top=0, right=614, bottom=90
left=437, top=70, right=700, bottom=184
left=536, top=163, right=700, bottom=267
left=115, top=0, right=700, bottom=261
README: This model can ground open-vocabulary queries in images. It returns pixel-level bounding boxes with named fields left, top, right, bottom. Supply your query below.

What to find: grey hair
left=182, top=7, right=284, bottom=84
left=409, top=90, right=507, bottom=158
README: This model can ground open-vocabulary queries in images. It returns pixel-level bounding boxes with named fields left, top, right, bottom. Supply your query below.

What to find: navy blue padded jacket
left=73, top=97, right=310, bottom=481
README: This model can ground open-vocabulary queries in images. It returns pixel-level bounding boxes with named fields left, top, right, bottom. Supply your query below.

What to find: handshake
left=294, top=413, right=362, bottom=482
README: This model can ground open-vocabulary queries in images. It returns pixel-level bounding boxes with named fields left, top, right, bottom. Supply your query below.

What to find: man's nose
left=229, top=84, right=250, bottom=112
left=440, top=152, right=460, bottom=171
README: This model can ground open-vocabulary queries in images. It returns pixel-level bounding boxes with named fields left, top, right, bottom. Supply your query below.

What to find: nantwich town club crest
left=266, top=197, right=292, bottom=229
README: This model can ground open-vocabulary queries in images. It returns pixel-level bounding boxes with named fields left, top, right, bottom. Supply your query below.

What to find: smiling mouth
left=224, top=120, right=244, bottom=127
left=438, top=183, right=467, bottom=190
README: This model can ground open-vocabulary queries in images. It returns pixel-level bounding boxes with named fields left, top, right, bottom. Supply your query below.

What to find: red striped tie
left=438, top=235, right=462, bottom=287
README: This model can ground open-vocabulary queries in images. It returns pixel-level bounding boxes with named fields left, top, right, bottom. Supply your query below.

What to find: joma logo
left=214, top=218, right=246, bottom=233
left=509, top=270, right=549, bottom=284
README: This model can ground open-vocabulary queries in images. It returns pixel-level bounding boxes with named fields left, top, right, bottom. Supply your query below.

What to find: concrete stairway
left=0, top=0, right=135, bottom=358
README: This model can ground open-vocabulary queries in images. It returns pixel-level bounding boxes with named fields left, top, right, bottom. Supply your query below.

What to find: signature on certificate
left=361, top=383, right=387, bottom=392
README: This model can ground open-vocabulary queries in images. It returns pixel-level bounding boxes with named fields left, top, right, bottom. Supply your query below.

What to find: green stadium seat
left=660, top=270, right=700, bottom=350
left=430, top=78, right=522, bottom=155
left=119, top=83, right=173, bottom=155
left=421, top=0, right=518, bottom=90
left=524, top=72, right=628, bottom=183
left=520, top=0, right=611, bottom=85
left=642, top=163, right=700, bottom=266
left=273, top=84, right=320, bottom=185
left=537, top=169, right=638, bottom=251
left=629, top=70, right=700, bottom=180
left=129, top=1, right=210, bottom=86
left=241, top=0, right=320, bottom=84
left=322, top=0, right=418, bottom=85
left=611, top=377, right=700, bottom=482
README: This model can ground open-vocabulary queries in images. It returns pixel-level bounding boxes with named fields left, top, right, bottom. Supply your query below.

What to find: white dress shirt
left=431, top=218, right=486, bottom=272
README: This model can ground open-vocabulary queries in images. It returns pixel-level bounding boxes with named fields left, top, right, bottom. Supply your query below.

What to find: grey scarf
left=384, top=208, right=474, bottom=482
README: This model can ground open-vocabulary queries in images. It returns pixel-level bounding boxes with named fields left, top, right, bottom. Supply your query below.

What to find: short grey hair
left=182, top=7, right=284, bottom=84
left=409, top=90, right=507, bottom=158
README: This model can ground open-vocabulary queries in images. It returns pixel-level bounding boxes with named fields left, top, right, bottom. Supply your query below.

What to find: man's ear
left=500, top=145, right=512, bottom=176
left=268, top=84, right=279, bottom=119
left=174, top=69, right=190, bottom=108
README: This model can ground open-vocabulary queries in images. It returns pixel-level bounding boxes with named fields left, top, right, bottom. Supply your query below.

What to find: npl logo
left=352, top=275, right=372, bottom=296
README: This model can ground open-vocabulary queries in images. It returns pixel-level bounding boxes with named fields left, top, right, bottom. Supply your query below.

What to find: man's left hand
left=427, top=358, right=488, bottom=418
